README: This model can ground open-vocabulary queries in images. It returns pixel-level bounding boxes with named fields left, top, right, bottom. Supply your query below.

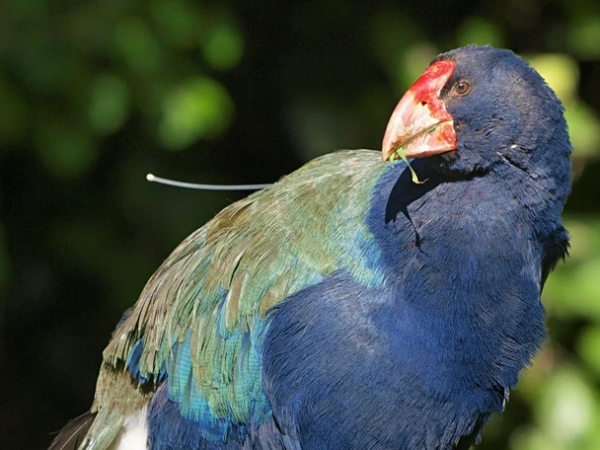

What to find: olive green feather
left=83, top=150, right=388, bottom=448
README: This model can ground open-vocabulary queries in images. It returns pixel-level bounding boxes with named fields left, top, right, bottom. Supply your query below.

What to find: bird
left=49, top=45, right=572, bottom=450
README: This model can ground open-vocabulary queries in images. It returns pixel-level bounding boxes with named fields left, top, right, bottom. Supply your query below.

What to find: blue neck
left=366, top=159, right=555, bottom=409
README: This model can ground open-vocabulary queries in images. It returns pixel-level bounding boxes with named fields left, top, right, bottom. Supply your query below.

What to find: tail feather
left=49, top=412, right=96, bottom=450
left=79, top=409, right=126, bottom=450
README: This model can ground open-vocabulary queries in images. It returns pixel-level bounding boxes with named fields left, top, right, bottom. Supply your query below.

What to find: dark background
left=1, top=1, right=600, bottom=449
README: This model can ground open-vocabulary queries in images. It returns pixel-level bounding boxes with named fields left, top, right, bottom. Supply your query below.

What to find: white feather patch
left=106, top=406, right=148, bottom=450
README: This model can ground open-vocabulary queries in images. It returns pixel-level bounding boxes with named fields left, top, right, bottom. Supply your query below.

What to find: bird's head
left=382, top=45, right=572, bottom=179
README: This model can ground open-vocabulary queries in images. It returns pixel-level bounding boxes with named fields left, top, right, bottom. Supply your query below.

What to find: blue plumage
left=261, top=152, right=557, bottom=449
left=50, top=45, right=572, bottom=450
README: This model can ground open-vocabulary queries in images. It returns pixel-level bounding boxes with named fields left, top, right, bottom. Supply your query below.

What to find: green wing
left=84, top=150, right=387, bottom=448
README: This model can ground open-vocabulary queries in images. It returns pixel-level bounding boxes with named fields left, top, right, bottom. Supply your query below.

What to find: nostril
left=421, top=101, right=427, bottom=106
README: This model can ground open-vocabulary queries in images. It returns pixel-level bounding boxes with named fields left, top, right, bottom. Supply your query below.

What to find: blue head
left=382, top=45, right=572, bottom=201
left=432, top=46, right=571, bottom=180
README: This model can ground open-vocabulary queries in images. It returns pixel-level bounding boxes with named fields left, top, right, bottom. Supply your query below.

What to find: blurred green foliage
left=1, top=1, right=600, bottom=450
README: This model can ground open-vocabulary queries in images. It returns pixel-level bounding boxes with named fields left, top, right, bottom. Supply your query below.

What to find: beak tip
left=381, top=144, right=394, bottom=162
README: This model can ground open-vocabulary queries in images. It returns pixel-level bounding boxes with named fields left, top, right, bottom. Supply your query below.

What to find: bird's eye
left=454, top=81, right=470, bottom=95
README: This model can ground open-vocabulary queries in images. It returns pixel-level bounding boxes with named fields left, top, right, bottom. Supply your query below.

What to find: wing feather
left=89, top=150, right=387, bottom=445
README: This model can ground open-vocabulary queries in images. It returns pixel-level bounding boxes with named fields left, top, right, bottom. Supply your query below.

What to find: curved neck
left=366, top=161, right=555, bottom=395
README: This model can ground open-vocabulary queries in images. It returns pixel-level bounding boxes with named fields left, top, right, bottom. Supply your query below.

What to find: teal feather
left=85, top=150, right=388, bottom=446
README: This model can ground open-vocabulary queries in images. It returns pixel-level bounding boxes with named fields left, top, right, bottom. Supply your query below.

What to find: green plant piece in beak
left=389, top=147, right=426, bottom=184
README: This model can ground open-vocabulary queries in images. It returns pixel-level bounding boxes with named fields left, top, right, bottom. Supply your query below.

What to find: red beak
left=382, top=60, right=457, bottom=162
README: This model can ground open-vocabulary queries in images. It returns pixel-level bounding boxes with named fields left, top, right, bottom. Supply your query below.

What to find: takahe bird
left=49, top=44, right=572, bottom=450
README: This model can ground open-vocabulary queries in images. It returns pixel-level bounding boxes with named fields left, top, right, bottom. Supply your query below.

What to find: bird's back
left=52, top=150, right=390, bottom=450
